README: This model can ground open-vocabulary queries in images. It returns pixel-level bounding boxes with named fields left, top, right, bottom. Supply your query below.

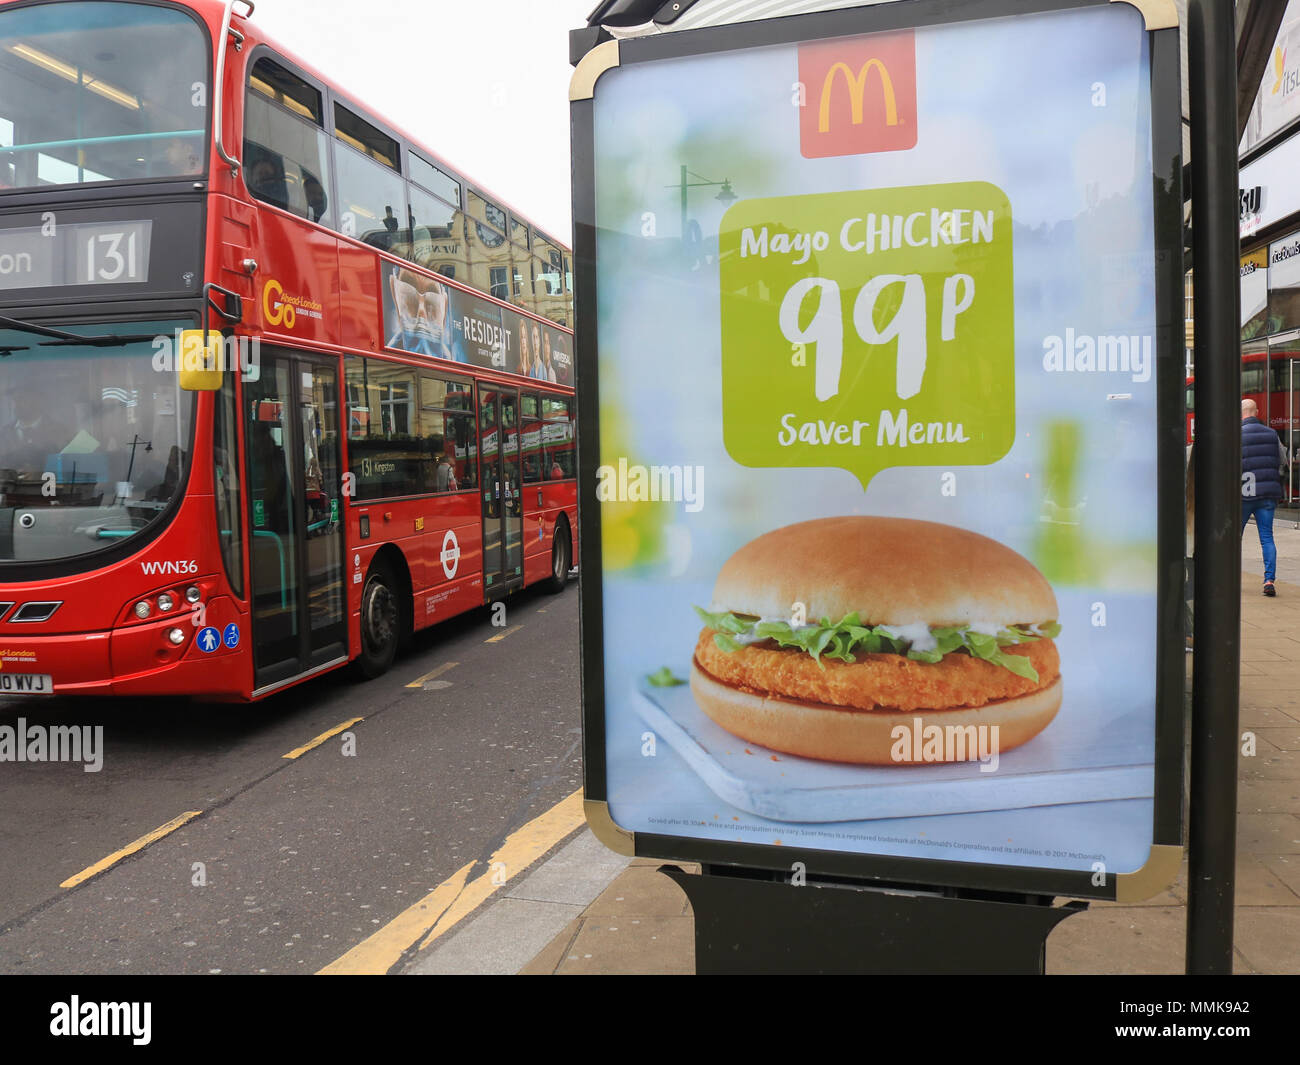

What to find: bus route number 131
left=80, top=227, right=145, bottom=285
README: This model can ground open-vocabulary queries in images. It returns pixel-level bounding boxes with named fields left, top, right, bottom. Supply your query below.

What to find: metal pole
left=1186, top=0, right=1242, bottom=975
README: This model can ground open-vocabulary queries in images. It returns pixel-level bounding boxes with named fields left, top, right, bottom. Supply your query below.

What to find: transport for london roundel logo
left=441, top=529, right=461, bottom=579
left=798, top=30, right=917, bottom=158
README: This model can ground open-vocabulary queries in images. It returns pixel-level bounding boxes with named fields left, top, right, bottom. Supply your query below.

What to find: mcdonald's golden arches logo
left=799, top=30, right=917, bottom=158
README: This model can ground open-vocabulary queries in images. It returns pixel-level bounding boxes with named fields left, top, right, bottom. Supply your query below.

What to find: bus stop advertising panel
left=574, top=0, right=1185, bottom=903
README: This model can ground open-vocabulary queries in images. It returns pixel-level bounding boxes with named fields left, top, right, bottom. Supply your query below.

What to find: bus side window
left=419, top=373, right=478, bottom=493
left=1269, top=356, right=1299, bottom=395
left=407, top=183, right=466, bottom=280
left=436, top=411, right=477, bottom=491
left=333, top=104, right=406, bottom=252
left=522, top=393, right=541, bottom=483
left=509, top=216, right=531, bottom=311
left=466, top=190, right=511, bottom=302
left=344, top=355, right=426, bottom=498
left=542, top=395, right=574, bottom=481
left=244, top=57, right=333, bottom=227
left=1242, top=364, right=1266, bottom=395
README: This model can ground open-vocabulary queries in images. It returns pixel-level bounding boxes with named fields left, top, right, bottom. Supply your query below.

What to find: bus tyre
left=357, top=560, right=401, bottom=678
left=546, top=526, right=570, bottom=594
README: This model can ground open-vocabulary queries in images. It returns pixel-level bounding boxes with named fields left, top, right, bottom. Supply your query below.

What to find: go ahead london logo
left=798, top=29, right=917, bottom=157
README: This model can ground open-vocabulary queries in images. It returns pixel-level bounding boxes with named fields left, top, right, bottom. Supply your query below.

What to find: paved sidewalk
left=405, top=829, right=632, bottom=975
left=1242, top=506, right=1300, bottom=584
left=511, top=527, right=1300, bottom=974
left=518, top=855, right=697, bottom=975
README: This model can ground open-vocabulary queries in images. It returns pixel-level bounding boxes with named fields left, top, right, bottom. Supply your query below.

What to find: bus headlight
left=167, top=627, right=186, bottom=646
left=185, top=586, right=201, bottom=603
left=157, top=593, right=176, bottom=612
left=134, top=601, right=152, bottom=619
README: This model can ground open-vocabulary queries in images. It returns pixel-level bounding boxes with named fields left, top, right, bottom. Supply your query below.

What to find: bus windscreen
left=0, top=1, right=209, bottom=189
left=0, top=319, right=194, bottom=563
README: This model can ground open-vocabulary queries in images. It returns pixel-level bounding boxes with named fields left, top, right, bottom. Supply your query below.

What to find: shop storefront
left=1234, top=211, right=1300, bottom=499
left=1228, top=1, right=1300, bottom=498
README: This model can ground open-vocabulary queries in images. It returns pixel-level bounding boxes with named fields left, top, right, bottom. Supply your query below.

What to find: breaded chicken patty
left=693, top=628, right=1060, bottom=713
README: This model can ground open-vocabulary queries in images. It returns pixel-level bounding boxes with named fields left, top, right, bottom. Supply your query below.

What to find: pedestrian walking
left=1241, top=398, right=1287, bottom=596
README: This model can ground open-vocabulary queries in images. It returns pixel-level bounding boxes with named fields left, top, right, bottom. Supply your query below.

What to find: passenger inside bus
left=0, top=382, right=75, bottom=471
left=162, top=135, right=203, bottom=177
left=435, top=451, right=457, bottom=492
left=249, top=421, right=290, bottom=532
left=303, top=438, right=327, bottom=529
left=304, top=174, right=328, bottom=224
left=246, top=153, right=289, bottom=212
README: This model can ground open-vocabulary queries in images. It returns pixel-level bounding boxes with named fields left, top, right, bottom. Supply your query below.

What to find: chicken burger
left=690, top=517, right=1063, bottom=765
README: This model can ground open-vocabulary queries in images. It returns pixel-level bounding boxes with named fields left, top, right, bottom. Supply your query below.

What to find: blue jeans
left=1242, top=498, right=1277, bottom=582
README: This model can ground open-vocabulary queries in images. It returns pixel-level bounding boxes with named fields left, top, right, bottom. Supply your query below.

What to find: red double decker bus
left=0, top=0, right=576, bottom=699
left=1186, top=349, right=1300, bottom=443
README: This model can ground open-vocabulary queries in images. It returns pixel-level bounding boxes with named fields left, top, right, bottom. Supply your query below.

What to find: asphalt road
left=0, top=577, right=580, bottom=974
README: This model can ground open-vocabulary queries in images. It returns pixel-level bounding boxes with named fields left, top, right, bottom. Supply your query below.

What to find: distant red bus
left=1186, top=348, right=1300, bottom=441
left=0, top=0, right=576, bottom=700
left=1187, top=346, right=1300, bottom=494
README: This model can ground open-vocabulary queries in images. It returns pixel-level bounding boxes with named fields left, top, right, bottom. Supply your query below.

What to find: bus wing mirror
left=177, top=329, right=223, bottom=391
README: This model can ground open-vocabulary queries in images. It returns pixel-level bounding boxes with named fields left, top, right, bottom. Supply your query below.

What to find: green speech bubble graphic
left=718, top=181, right=1015, bottom=490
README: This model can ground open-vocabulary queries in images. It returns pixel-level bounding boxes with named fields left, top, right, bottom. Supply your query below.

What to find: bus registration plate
left=0, top=673, right=53, bottom=694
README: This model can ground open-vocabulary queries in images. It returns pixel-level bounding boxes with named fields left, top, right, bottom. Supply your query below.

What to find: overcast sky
left=251, top=0, right=597, bottom=243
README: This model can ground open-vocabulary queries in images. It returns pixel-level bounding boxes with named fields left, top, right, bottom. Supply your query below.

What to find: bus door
left=245, top=350, right=347, bottom=692
left=478, top=386, right=523, bottom=595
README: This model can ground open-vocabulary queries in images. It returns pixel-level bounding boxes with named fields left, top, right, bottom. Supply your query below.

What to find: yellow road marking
left=317, top=861, right=475, bottom=976
left=283, top=717, right=364, bottom=760
left=61, top=810, right=203, bottom=889
left=405, top=661, right=459, bottom=689
left=485, top=624, right=523, bottom=643
left=318, top=788, right=584, bottom=975
left=418, top=788, right=583, bottom=949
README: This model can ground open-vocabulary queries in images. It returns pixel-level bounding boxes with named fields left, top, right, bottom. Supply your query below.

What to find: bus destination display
left=0, top=219, right=152, bottom=291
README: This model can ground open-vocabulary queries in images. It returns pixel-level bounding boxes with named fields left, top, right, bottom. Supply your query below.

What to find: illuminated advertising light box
left=572, top=0, right=1186, bottom=900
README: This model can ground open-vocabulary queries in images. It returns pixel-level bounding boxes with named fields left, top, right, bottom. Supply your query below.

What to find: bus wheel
left=357, top=560, right=401, bottom=677
left=546, top=526, right=570, bottom=594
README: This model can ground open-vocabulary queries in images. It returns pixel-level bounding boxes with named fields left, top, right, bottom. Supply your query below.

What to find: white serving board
left=633, top=675, right=1153, bottom=823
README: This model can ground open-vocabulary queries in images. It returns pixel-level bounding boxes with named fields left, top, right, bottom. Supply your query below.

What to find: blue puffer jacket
left=1242, top=417, right=1285, bottom=501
